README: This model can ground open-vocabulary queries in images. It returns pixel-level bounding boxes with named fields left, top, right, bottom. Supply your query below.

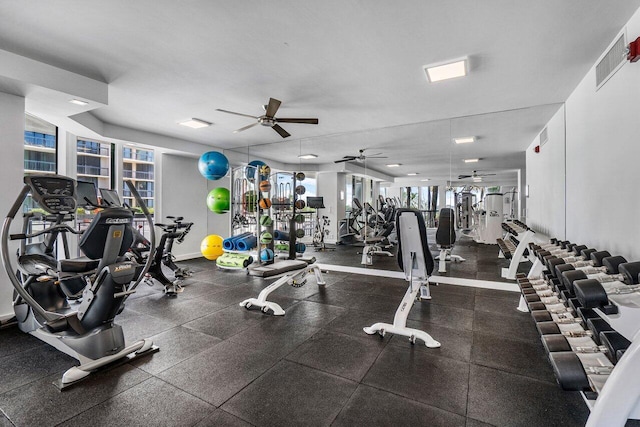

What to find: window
left=23, top=114, right=57, bottom=212
left=24, top=114, right=57, bottom=175
left=122, top=145, right=154, bottom=212
left=77, top=139, right=112, bottom=189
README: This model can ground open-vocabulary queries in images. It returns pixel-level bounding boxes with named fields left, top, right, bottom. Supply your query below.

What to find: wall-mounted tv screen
left=307, top=196, right=325, bottom=209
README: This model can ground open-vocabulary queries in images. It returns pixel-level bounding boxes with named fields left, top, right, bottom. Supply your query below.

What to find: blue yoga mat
left=223, top=232, right=253, bottom=250
left=236, top=234, right=258, bottom=251
left=273, top=230, right=290, bottom=241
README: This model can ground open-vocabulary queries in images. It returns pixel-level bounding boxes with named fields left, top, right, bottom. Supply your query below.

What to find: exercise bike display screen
left=76, top=181, right=99, bottom=208
left=24, top=175, right=76, bottom=214
left=100, top=188, right=122, bottom=207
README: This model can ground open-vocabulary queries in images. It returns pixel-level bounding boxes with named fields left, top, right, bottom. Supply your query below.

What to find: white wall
left=525, top=105, right=566, bottom=238
left=564, top=13, right=640, bottom=260
left=158, top=153, right=232, bottom=260
left=0, top=92, right=26, bottom=321
left=527, top=6, right=640, bottom=260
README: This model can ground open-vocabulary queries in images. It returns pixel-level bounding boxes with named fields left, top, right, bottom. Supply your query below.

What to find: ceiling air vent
left=540, top=127, right=548, bottom=146
left=596, top=32, right=626, bottom=90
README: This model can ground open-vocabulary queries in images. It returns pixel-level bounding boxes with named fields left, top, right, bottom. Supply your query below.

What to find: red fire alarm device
left=534, top=145, right=540, bottom=153
left=628, top=37, right=640, bottom=62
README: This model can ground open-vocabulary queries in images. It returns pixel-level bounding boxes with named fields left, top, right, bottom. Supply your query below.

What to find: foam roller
left=273, top=230, right=290, bottom=241
left=223, top=232, right=253, bottom=250
left=236, top=234, right=257, bottom=251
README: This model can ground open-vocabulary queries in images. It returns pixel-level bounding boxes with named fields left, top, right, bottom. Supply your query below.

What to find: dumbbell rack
left=516, top=240, right=640, bottom=426
left=585, top=301, right=640, bottom=426
left=499, top=220, right=537, bottom=280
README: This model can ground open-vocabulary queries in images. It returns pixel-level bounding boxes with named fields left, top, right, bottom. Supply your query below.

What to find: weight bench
left=240, top=258, right=325, bottom=315
left=363, top=208, right=440, bottom=347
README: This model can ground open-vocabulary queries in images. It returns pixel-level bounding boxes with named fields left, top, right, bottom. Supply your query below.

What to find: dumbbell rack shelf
left=499, top=220, right=537, bottom=280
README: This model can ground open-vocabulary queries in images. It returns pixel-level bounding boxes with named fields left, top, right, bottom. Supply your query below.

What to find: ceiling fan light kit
left=457, top=170, right=497, bottom=180
left=334, top=148, right=387, bottom=164
left=217, top=97, right=318, bottom=138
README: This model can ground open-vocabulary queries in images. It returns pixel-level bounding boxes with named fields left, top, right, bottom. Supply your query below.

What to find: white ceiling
left=0, top=0, right=638, bottom=184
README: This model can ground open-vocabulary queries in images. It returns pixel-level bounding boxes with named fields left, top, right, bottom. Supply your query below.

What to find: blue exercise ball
left=198, top=151, right=229, bottom=180
left=246, top=160, right=267, bottom=181
left=260, top=248, right=274, bottom=262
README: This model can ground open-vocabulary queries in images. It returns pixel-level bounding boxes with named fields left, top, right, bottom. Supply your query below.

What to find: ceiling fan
left=334, top=148, right=387, bottom=163
left=216, top=97, right=318, bottom=138
left=457, top=170, right=497, bottom=180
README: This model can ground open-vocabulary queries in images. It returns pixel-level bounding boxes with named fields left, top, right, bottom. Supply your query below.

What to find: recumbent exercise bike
left=0, top=175, right=158, bottom=389
left=101, top=188, right=193, bottom=296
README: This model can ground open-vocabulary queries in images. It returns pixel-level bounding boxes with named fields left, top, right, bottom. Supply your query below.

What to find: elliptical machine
left=101, top=189, right=193, bottom=296
left=1, top=175, right=158, bottom=389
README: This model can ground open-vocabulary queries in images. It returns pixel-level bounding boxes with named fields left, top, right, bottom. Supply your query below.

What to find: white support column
left=0, top=92, right=25, bottom=321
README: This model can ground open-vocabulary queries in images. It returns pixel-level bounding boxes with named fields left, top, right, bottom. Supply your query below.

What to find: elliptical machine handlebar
left=10, top=223, right=83, bottom=241
left=1, top=184, right=66, bottom=324
left=123, top=180, right=155, bottom=294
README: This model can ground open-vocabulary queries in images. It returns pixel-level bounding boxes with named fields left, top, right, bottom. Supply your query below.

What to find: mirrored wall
left=223, top=102, right=565, bottom=271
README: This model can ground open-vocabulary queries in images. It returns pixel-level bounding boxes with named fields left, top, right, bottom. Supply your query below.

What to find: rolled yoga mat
left=223, top=232, right=253, bottom=250
left=216, top=252, right=254, bottom=268
left=273, top=230, right=290, bottom=241
left=235, top=234, right=258, bottom=251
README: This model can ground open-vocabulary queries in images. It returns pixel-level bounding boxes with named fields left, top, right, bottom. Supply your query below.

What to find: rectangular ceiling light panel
left=424, top=58, right=468, bottom=83
left=464, top=158, right=479, bottom=163
left=179, top=118, right=211, bottom=129
left=454, top=136, right=475, bottom=144
left=298, top=154, right=318, bottom=159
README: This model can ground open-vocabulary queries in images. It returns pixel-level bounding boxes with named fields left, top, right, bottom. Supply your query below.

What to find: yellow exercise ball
left=201, top=234, right=224, bottom=260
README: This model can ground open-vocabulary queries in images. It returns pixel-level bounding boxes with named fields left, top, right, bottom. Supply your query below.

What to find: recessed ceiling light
left=69, top=99, right=88, bottom=106
left=179, top=118, right=211, bottom=129
left=407, top=172, right=418, bottom=176
left=420, top=178, right=430, bottom=182
left=298, top=154, right=318, bottom=159
left=424, top=57, right=468, bottom=83
left=454, top=136, right=475, bottom=144
left=464, top=158, right=480, bottom=163
left=386, top=163, right=402, bottom=168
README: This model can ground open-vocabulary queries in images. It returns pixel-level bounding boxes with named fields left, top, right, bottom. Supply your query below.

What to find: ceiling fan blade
left=216, top=109, right=259, bottom=119
left=334, top=159, right=352, bottom=163
left=366, top=156, right=388, bottom=159
left=479, top=173, right=496, bottom=177
left=272, top=124, right=290, bottom=138
left=275, top=118, right=319, bottom=125
left=233, top=122, right=259, bottom=133
left=458, top=175, right=472, bottom=179
left=265, top=98, right=282, bottom=117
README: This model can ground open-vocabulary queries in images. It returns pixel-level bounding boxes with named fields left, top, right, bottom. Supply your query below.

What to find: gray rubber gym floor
left=0, top=239, right=592, bottom=426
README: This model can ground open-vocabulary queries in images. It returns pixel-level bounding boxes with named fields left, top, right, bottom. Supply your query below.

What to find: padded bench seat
left=248, top=257, right=317, bottom=278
